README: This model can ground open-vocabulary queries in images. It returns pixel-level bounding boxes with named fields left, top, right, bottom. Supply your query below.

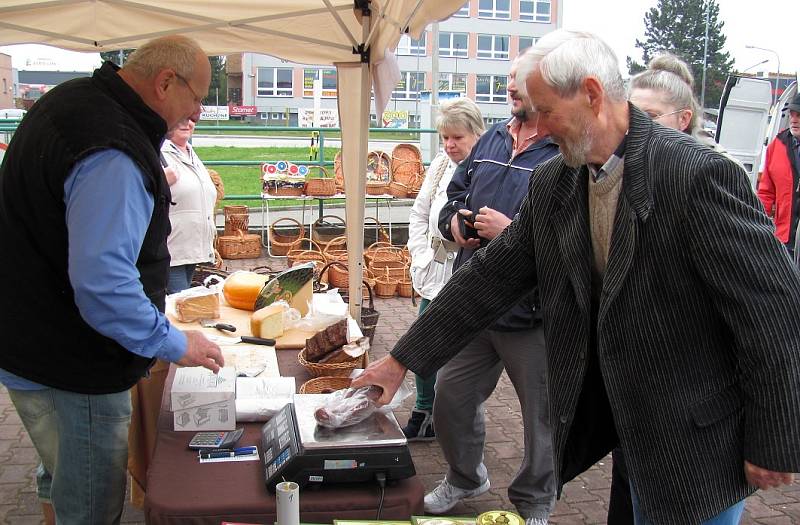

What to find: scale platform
left=261, top=394, right=415, bottom=491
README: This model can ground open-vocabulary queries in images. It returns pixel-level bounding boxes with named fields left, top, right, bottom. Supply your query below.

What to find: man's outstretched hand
left=350, top=355, right=408, bottom=405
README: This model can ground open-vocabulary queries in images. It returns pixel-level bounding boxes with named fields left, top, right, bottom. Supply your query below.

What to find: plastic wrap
left=313, top=386, right=383, bottom=428
left=172, top=286, right=221, bottom=322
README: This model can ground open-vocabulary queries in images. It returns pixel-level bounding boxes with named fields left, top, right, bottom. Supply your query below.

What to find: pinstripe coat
left=392, top=106, right=800, bottom=523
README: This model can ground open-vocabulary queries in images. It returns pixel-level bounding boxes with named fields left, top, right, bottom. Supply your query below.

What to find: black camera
left=457, top=211, right=481, bottom=240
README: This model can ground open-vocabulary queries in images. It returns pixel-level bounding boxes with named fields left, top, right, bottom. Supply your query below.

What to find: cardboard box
left=171, top=366, right=236, bottom=431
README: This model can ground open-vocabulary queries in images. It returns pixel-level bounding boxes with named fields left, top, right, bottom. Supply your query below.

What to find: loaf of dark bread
left=305, top=319, right=348, bottom=361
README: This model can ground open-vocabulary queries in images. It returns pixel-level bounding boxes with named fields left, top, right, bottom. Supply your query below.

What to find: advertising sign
left=200, top=105, right=230, bottom=121
left=298, top=108, right=340, bottom=128
left=230, top=105, right=257, bottom=116
left=382, top=110, right=409, bottom=129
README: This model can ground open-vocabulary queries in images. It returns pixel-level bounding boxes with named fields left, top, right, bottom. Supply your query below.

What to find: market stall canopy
left=0, top=0, right=464, bottom=317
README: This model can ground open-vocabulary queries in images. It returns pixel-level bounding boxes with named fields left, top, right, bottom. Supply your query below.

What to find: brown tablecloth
left=143, top=352, right=423, bottom=524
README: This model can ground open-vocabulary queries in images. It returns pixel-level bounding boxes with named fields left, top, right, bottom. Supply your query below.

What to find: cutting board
left=167, top=304, right=315, bottom=350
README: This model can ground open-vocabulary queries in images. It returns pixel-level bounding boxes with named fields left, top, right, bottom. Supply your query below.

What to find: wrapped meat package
left=314, top=385, right=383, bottom=428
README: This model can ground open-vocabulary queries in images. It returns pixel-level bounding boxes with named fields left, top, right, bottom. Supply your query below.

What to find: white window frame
left=302, top=68, right=337, bottom=98
left=477, top=0, right=510, bottom=20
left=438, top=73, right=467, bottom=92
left=270, top=112, right=283, bottom=120
left=392, top=71, right=425, bottom=100
left=477, top=34, right=509, bottom=60
left=257, top=67, right=293, bottom=97
left=476, top=74, right=508, bottom=103
left=453, top=1, right=470, bottom=17
left=439, top=32, right=469, bottom=58
left=520, top=0, right=551, bottom=23
left=396, top=33, right=427, bottom=56
left=518, top=36, right=539, bottom=53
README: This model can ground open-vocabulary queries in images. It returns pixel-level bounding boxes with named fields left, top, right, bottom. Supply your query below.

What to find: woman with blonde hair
left=403, top=97, right=485, bottom=440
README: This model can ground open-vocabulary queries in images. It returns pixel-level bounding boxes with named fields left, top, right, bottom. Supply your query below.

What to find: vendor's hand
left=744, top=460, right=794, bottom=489
left=450, top=211, right=481, bottom=250
left=177, top=330, right=225, bottom=373
left=164, top=166, right=179, bottom=186
left=474, top=206, right=512, bottom=241
left=350, top=355, right=408, bottom=405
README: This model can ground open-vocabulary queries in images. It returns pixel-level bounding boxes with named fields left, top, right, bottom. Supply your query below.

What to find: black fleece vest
left=0, top=62, right=172, bottom=394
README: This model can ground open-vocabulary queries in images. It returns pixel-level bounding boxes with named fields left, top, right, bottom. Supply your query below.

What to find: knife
left=206, top=334, right=276, bottom=346
left=199, top=320, right=237, bottom=332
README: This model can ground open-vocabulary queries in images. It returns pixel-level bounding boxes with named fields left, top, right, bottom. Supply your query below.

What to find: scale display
left=261, top=394, right=415, bottom=491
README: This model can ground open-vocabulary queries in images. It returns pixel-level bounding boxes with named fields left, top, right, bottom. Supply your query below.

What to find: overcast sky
left=0, top=0, right=796, bottom=79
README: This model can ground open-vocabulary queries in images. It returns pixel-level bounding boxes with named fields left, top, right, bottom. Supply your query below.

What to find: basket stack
left=286, top=238, right=327, bottom=274
left=364, top=242, right=411, bottom=297
left=268, top=217, right=304, bottom=256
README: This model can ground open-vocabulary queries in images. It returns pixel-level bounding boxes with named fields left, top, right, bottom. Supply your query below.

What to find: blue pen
left=200, top=447, right=257, bottom=459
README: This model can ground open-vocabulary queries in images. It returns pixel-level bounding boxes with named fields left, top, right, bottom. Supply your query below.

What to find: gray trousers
left=433, top=327, right=554, bottom=519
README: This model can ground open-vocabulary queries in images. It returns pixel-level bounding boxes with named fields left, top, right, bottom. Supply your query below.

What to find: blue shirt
left=0, top=150, right=186, bottom=390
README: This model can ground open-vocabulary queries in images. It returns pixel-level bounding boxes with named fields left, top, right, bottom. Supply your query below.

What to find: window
left=270, top=112, right=284, bottom=120
left=257, top=67, right=292, bottom=97
left=478, top=0, right=510, bottom=19
left=397, top=33, right=427, bottom=56
left=303, top=69, right=337, bottom=97
left=519, top=36, right=539, bottom=53
left=520, top=0, right=551, bottom=22
left=2, top=78, right=6, bottom=94
left=453, top=1, right=470, bottom=16
left=439, top=32, right=468, bottom=58
left=259, top=112, right=268, bottom=120
left=477, top=34, right=509, bottom=60
left=392, top=72, right=425, bottom=100
left=439, top=73, right=467, bottom=93
left=476, top=74, right=508, bottom=103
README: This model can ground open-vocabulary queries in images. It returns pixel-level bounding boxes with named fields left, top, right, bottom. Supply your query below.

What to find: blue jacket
left=438, top=118, right=559, bottom=331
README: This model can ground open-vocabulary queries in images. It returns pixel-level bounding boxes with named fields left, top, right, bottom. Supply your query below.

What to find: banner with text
left=200, top=105, right=230, bottom=121
left=298, top=108, right=340, bottom=128
left=382, top=110, right=409, bottom=129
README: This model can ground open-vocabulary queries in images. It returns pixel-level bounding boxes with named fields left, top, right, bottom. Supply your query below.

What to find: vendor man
left=0, top=35, right=224, bottom=524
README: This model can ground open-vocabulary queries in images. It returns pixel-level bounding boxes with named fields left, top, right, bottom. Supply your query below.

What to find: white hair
left=123, top=35, right=204, bottom=79
left=516, top=29, right=626, bottom=104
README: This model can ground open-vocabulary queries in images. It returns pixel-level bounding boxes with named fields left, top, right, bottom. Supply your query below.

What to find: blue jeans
left=631, top=482, right=745, bottom=524
left=168, top=264, right=196, bottom=294
left=8, top=387, right=132, bottom=524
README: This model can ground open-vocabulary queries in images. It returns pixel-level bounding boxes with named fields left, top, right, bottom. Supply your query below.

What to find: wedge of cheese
left=250, top=303, right=285, bottom=339
left=254, top=263, right=314, bottom=316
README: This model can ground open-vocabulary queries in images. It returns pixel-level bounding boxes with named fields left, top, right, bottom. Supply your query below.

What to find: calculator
left=188, top=428, right=244, bottom=450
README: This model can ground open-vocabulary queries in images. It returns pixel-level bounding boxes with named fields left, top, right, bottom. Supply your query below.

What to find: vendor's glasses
left=174, top=72, right=204, bottom=107
left=648, top=108, right=686, bottom=121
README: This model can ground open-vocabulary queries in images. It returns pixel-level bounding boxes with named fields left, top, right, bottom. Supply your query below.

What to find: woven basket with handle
left=304, top=166, right=337, bottom=197
left=268, top=217, right=305, bottom=256
left=217, top=230, right=261, bottom=260
left=298, top=347, right=368, bottom=378
left=286, top=238, right=327, bottom=274
left=311, top=216, right=347, bottom=247
left=390, top=143, right=425, bottom=186
left=298, top=376, right=352, bottom=394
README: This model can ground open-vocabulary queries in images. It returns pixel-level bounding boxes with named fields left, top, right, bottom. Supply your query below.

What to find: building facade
left=0, top=53, right=14, bottom=109
left=228, top=0, right=562, bottom=127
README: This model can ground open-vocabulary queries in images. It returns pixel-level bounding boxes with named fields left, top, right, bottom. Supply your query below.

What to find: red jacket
left=757, top=129, right=800, bottom=243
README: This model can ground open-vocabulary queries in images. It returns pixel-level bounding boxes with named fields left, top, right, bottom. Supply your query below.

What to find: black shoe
left=402, top=409, right=435, bottom=441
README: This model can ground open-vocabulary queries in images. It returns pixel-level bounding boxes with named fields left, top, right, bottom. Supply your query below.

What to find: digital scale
left=261, top=394, right=415, bottom=491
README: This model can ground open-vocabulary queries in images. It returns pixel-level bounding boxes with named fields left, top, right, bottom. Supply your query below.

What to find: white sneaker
left=525, top=518, right=548, bottom=525
left=423, top=477, right=491, bottom=514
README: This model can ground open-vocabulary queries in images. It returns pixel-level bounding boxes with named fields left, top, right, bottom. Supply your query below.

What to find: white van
left=716, top=73, right=799, bottom=190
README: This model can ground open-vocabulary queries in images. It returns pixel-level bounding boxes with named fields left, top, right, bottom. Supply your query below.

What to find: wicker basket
left=368, top=245, right=407, bottom=280
left=338, top=280, right=380, bottom=344
left=333, top=151, right=345, bottom=194
left=322, top=236, right=348, bottom=261
left=388, top=181, right=412, bottom=199
left=363, top=217, right=390, bottom=246
left=286, top=238, right=327, bottom=273
left=217, top=230, right=261, bottom=260
left=366, top=150, right=391, bottom=183
left=298, top=376, right=352, bottom=394
left=366, top=181, right=389, bottom=196
left=311, top=216, right=347, bottom=248
left=268, top=217, right=305, bottom=256
left=397, top=277, right=414, bottom=298
left=319, top=260, right=350, bottom=290
left=391, top=143, right=425, bottom=186
left=298, top=347, right=367, bottom=378
left=304, top=166, right=337, bottom=197
left=223, top=206, right=249, bottom=236
left=190, top=264, right=230, bottom=288
left=374, top=267, right=398, bottom=298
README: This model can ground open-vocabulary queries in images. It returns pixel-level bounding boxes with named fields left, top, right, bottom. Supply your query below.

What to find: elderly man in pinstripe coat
left=354, top=29, right=800, bottom=525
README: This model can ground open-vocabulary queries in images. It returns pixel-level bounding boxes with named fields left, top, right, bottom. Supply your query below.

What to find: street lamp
left=740, top=59, right=769, bottom=75
left=746, top=44, right=781, bottom=108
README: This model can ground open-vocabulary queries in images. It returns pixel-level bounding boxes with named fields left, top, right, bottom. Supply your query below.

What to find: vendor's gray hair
left=630, top=53, right=702, bottom=134
left=123, top=35, right=204, bottom=80
left=517, top=29, right=626, bottom=103
left=436, top=97, right=486, bottom=137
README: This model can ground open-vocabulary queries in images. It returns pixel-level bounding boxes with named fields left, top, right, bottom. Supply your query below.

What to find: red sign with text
left=230, top=105, right=257, bottom=116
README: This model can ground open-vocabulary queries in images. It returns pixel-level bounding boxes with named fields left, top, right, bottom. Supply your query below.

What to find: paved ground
left=1, top=252, right=799, bottom=524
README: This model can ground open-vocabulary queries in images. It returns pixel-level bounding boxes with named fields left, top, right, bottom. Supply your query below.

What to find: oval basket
left=298, top=347, right=367, bottom=378
left=269, top=217, right=305, bottom=256
left=217, top=230, right=261, bottom=260
left=286, top=238, right=327, bottom=273
left=304, top=166, right=337, bottom=197
left=298, top=376, right=352, bottom=394
left=391, top=143, right=425, bottom=186
left=366, top=181, right=389, bottom=196
left=312, top=216, right=347, bottom=247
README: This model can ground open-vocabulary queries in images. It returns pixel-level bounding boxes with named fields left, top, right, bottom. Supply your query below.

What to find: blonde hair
left=123, top=35, right=204, bottom=80
left=629, top=53, right=702, bottom=134
left=436, top=97, right=485, bottom=137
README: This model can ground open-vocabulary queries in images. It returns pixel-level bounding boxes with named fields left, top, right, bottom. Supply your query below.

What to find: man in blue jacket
left=423, top=55, right=559, bottom=525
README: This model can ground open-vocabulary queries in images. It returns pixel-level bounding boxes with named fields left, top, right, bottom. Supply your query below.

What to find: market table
left=143, top=354, right=424, bottom=524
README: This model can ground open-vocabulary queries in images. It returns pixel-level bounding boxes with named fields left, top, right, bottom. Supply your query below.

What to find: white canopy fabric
left=0, top=0, right=464, bottom=316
